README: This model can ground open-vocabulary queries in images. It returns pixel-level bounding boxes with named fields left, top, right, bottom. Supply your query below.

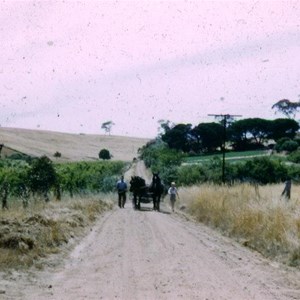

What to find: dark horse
left=149, top=173, right=164, bottom=211
left=129, top=176, right=150, bottom=210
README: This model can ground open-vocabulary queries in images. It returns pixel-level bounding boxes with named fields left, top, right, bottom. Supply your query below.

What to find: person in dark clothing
left=116, top=175, right=127, bottom=208
left=281, top=178, right=292, bottom=200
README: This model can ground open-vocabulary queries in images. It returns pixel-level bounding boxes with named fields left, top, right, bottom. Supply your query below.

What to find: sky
left=1, top=0, right=300, bottom=138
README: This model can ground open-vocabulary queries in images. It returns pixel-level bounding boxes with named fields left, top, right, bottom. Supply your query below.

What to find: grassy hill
left=0, top=127, right=151, bottom=162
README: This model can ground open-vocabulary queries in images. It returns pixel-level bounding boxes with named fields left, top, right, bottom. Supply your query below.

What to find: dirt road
left=1, top=161, right=300, bottom=299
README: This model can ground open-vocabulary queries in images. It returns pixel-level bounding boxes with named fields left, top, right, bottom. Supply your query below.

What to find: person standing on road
left=116, top=175, right=127, bottom=208
left=168, top=182, right=179, bottom=212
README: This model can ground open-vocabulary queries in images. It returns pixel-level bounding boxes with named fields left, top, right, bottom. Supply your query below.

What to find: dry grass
left=178, top=183, right=300, bottom=266
left=0, top=127, right=150, bottom=162
left=0, top=195, right=113, bottom=270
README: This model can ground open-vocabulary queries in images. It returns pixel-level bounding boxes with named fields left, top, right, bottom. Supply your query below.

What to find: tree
left=27, top=156, right=58, bottom=202
left=269, top=118, right=299, bottom=141
left=99, top=149, right=111, bottom=160
left=272, top=99, right=300, bottom=118
left=192, top=122, right=223, bottom=153
left=101, top=121, right=115, bottom=135
left=228, top=118, right=272, bottom=150
left=161, top=123, right=192, bottom=152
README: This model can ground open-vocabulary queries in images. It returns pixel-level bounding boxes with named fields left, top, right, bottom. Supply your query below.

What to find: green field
left=184, top=150, right=269, bottom=164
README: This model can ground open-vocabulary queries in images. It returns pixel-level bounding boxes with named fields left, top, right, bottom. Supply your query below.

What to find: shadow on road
left=129, top=206, right=171, bottom=215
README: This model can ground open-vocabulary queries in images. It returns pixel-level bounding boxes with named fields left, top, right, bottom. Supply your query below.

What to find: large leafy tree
left=269, top=118, right=299, bottom=141
left=192, top=122, right=223, bottom=153
left=228, top=118, right=272, bottom=150
left=161, top=123, right=192, bottom=152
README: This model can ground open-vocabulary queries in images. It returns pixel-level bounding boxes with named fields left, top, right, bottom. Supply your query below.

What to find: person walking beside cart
left=168, top=181, right=179, bottom=212
left=116, top=175, right=127, bottom=208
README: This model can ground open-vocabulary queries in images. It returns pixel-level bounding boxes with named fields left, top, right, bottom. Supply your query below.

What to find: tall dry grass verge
left=178, top=183, right=300, bottom=267
left=0, top=195, right=113, bottom=270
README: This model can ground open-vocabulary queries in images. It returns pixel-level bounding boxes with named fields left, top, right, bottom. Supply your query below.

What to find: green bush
left=8, top=152, right=31, bottom=161
left=236, top=157, right=287, bottom=184
left=288, top=150, right=300, bottom=164
left=54, top=151, right=62, bottom=158
left=177, top=165, right=206, bottom=186
left=281, top=140, right=298, bottom=153
left=139, top=138, right=184, bottom=184
left=99, top=176, right=118, bottom=193
left=99, top=149, right=111, bottom=160
left=27, top=156, right=58, bottom=201
left=159, top=166, right=179, bottom=187
left=55, top=161, right=126, bottom=195
left=274, top=137, right=299, bottom=153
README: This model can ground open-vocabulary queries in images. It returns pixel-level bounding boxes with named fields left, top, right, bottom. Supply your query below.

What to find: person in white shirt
left=168, top=182, right=179, bottom=212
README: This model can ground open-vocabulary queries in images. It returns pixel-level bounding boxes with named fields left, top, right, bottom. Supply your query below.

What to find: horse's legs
left=153, top=195, right=159, bottom=211
left=133, top=194, right=138, bottom=209
left=157, top=195, right=161, bottom=212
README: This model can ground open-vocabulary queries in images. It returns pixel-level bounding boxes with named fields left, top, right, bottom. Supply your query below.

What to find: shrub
left=138, top=138, right=184, bottom=184
left=237, top=157, right=287, bottom=184
left=99, top=176, right=118, bottom=193
left=177, top=165, right=206, bottom=186
left=8, top=153, right=31, bottom=161
left=159, top=166, right=179, bottom=187
left=288, top=150, right=300, bottom=164
left=99, top=149, right=111, bottom=160
left=274, top=137, right=292, bottom=152
left=54, top=151, right=62, bottom=158
left=27, top=156, right=58, bottom=201
left=281, top=140, right=298, bottom=153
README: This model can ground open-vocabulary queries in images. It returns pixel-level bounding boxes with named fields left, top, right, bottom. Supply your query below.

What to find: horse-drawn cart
left=129, top=174, right=164, bottom=211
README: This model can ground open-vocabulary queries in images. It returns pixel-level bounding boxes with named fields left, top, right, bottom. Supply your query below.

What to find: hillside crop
left=0, top=158, right=128, bottom=208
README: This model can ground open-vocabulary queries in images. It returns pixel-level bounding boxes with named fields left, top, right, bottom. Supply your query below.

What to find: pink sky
left=1, top=0, right=300, bottom=138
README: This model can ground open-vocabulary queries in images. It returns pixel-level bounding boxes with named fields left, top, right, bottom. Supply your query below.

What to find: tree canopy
left=99, top=149, right=111, bottom=160
left=160, top=118, right=299, bottom=153
left=27, top=155, right=58, bottom=201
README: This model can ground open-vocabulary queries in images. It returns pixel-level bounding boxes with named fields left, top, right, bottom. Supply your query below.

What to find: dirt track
left=1, top=161, right=300, bottom=299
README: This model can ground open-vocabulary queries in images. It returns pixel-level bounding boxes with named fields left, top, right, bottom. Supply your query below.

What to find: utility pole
left=208, top=114, right=242, bottom=184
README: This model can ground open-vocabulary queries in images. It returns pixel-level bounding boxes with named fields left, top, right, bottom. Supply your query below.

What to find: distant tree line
left=160, top=118, right=299, bottom=153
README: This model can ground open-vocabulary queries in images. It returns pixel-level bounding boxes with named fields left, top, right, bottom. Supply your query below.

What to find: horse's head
left=152, top=172, right=160, bottom=183
left=150, top=173, right=163, bottom=194
left=129, top=176, right=136, bottom=192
